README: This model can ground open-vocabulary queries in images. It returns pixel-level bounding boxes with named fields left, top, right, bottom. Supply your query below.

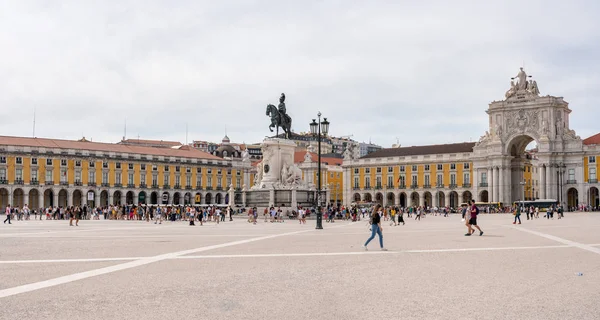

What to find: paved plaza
left=1, top=213, right=599, bottom=320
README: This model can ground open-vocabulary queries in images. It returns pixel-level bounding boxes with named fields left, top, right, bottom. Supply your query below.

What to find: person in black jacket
left=362, top=204, right=387, bottom=251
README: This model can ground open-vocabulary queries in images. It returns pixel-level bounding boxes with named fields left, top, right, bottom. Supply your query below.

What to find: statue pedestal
left=246, top=138, right=316, bottom=210
left=256, top=138, right=296, bottom=189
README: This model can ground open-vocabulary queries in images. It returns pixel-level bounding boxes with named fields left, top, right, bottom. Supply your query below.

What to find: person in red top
left=466, top=200, right=483, bottom=236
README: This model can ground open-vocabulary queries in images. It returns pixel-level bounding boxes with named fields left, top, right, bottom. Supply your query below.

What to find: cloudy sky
left=1, top=1, right=599, bottom=148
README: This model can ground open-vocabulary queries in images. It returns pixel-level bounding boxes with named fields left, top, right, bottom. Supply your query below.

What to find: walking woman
left=362, top=204, right=388, bottom=251
left=513, top=205, right=521, bottom=224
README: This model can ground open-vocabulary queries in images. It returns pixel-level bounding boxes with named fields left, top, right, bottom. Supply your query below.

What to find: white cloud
left=1, top=0, right=599, bottom=147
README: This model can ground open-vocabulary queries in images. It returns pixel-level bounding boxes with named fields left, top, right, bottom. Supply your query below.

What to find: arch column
left=68, top=190, right=74, bottom=207
left=24, top=192, right=29, bottom=207
left=546, top=164, right=553, bottom=200
left=540, top=165, right=547, bottom=199
left=53, top=191, right=59, bottom=208
left=494, top=166, right=500, bottom=203
left=95, top=192, right=100, bottom=208
left=445, top=193, right=450, bottom=208
left=499, top=166, right=505, bottom=204
left=108, top=192, right=114, bottom=206
left=121, top=192, right=126, bottom=206
left=488, top=167, right=494, bottom=202
left=38, top=192, right=44, bottom=209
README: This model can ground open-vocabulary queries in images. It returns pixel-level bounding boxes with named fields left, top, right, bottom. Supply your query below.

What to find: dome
left=222, top=135, right=231, bottom=144
left=213, top=144, right=238, bottom=158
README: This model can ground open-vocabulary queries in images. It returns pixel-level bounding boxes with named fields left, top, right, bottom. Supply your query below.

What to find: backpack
left=475, top=206, right=479, bottom=215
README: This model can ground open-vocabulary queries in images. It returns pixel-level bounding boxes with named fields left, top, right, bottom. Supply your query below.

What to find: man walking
left=4, top=204, right=12, bottom=224
left=465, top=200, right=483, bottom=236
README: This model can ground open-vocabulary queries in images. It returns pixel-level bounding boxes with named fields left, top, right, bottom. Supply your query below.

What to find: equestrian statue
left=265, top=93, right=292, bottom=139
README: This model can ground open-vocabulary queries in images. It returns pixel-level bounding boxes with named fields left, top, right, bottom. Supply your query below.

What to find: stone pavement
left=1, top=213, right=599, bottom=320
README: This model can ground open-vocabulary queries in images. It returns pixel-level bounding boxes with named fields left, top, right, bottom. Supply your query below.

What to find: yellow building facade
left=0, top=136, right=249, bottom=209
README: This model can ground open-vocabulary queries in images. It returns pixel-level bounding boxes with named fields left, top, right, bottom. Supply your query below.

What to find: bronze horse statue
left=266, top=104, right=292, bottom=139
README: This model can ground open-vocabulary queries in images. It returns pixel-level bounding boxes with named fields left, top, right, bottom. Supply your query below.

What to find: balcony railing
left=102, top=182, right=110, bottom=187
left=152, top=184, right=159, bottom=188
left=174, top=184, right=181, bottom=189
left=436, top=184, right=444, bottom=188
left=60, top=181, right=69, bottom=186
left=206, top=186, right=213, bottom=190
left=196, top=185, right=203, bottom=190
left=15, top=179, right=24, bottom=185
left=589, top=179, right=598, bottom=183
left=75, top=181, right=83, bottom=186
left=462, top=183, right=471, bottom=188
left=353, top=187, right=360, bottom=190
left=375, top=185, right=383, bottom=190
left=30, top=179, right=39, bottom=185
left=185, top=185, right=192, bottom=190
left=163, top=184, right=171, bottom=189
left=410, top=184, right=418, bottom=189
left=216, top=186, right=223, bottom=191
left=45, top=180, right=54, bottom=185
left=423, top=184, right=431, bottom=189
left=140, top=183, right=147, bottom=188
left=0, top=179, right=7, bottom=185
left=127, top=183, right=135, bottom=188
left=398, top=184, right=406, bottom=189
left=364, top=185, right=371, bottom=190
left=479, top=183, right=488, bottom=187
left=566, top=180, right=577, bottom=184
left=114, top=183, right=123, bottom=188
left=449, top=184, right=458, bottom=189
left=88, top=182, right=97, bottom=187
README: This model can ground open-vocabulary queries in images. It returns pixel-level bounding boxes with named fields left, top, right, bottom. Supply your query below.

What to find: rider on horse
left=278, top=93, right=291, bottom=128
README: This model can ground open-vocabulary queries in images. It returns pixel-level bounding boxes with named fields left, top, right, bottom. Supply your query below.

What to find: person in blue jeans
left=363, top=204, right=387, bottom=251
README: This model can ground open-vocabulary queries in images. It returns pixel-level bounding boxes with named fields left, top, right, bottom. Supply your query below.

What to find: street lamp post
left=310, top=113, right=329, bottom=230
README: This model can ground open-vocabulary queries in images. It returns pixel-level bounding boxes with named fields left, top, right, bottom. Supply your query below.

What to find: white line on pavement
left=0, top=223, right=352, bottom=298
left=509, top=226, right=600, bottom=255
left=0, top=244, right=575, bottom=265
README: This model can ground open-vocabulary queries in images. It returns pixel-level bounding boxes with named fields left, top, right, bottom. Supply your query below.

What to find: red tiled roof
left=583, top=133, right=600, bottom=145
left=0, top=136, right=221, bottom=160
left=120, top=139, right=182, bottom=147
left=294, top=151, right=343, bottom=166
left=361, top=142, right=476, bottom=159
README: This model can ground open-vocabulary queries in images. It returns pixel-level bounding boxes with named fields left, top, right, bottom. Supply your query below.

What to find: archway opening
left=205, top=193, right=212, bottom=205
left=386, top=192, right=395, bottom=206
left=138, top=191, right=147, bottom=205
left=215, top=193, right=222, bottom=204
left=437, top=191, right=445, bottom=207
left=479, top=190, right=489, bottom=203
left=449, top=191, right=459, bottom=208
left=161, top=192, right=170, bottom=205
left=399, top=193, right=407, bottom=207
left=410, top=192, right=419, bottom=207
left=126, top=191, right=135, bottom=205
left=462, top=191, right=473, bottom=204
left=353, top=193, right=361, bottom=202
left=567, top=188, right=578, bottom=209
left=44, top=189, right=54, bottom=207
left=590, top=187, right=599, bottom=208
left=29, top=189, right=40, bottom=209
left=73, top=190, right=83, bottom=207
left=506, top=134, right=540, bottom=203
left=423, top=192, right=432, bottom=208
left=58, top=189, right=68, bottom=207
left=150, top=192, right=158, bottom=205
left=100, top=190, right=109, bottom=207
left=194, top=193, right=202, bottom=205
left=86, top=190, right=96, bottom=207
left=113, top=191, right=122, bottom=206
left=363, top=193, right=372, bottom=202
left=173, top=192, right=181, bottom=205
left=0, top=188, right=9, bottom=209
left=12, top=188, right=24, bottom=208
left=375, top=192, right=383, bottom=205
left=184, top=192, right=192, bottom=205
